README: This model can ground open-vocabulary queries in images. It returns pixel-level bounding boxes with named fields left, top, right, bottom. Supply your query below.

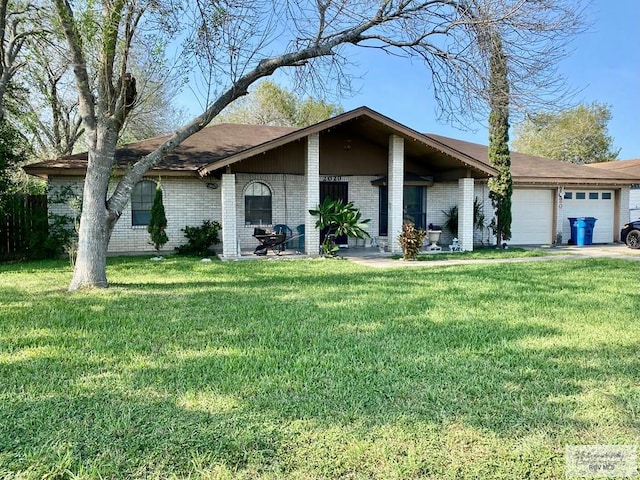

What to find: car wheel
left=625, top=229, right=640, bottom=249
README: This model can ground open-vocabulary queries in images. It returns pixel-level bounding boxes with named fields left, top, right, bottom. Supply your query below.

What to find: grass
left=0, top=255, right=638, bottom=479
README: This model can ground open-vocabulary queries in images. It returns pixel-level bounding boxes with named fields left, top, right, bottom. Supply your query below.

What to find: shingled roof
left=23, top=106, right=639, bottom=186
left=425, top=134, right=639, bottom=185
left=24, top=123, right=300, bottom=178
left=586, top=158, right=640, bottom=178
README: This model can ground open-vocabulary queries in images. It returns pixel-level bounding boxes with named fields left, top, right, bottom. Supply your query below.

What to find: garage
left=562, top=190, right=615, bottom=243
left=510, top=189, right=555, bottom=244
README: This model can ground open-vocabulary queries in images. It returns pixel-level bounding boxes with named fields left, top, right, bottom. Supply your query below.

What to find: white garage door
left=562, top=190, right=614, bottom=243
left=511, top=189, right=554, bottom=245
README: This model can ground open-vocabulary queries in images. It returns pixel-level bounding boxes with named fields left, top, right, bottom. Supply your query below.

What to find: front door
left=320, top=181, right=349, bottom=247
left=378, top=185, right=427, bottom=235
left=403, top=186, right=426, bottom=230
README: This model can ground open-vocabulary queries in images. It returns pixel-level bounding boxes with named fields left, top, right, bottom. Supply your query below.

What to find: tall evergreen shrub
left=148, top=184, right=168, bottom=253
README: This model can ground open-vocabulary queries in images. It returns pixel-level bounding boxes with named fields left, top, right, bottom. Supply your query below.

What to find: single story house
left=25, top=107, right=639, bottom=258
left=586, top=159, right=640, bottom=219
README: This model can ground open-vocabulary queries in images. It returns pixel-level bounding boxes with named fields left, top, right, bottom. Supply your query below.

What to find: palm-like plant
left=309, top=198, right=370, bottom=256
left=442, top=197, right=486, bottom=238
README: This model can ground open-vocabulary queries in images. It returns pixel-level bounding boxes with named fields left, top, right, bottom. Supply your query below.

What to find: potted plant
left=442, top=197, right=486, bottom=240
left=398, top=222, right=427, bottom=260
left=309, top=198, right=370, bottom=257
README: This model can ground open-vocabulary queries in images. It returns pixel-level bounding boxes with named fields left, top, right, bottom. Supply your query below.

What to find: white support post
left=458, top=177, right=474, bottom=251
left=221, top=173, right=239, bottom=259
left=554, top=187, right=564, bottom=244
left=305, top=133, right=320, bottom=256
left=388, top=134, right=404, bottom=254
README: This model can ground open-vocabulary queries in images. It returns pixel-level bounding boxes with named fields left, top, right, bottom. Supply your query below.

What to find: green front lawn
left=0, top=257, right=638, bottom=479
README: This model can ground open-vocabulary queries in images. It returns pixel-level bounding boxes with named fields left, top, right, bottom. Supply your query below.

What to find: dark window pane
left=132, top=210, right=151, bottom=226
left=244, top=183, right=272, bottom=225
left=379, top=186, right=388, bottom=236
left=403, top=186, right=426, bottom=229
left=602, top=192, right=612, bottom=200
left=589, top=192, right=598, bottom=200
left=131, top=180, right=156, bottom=226
left=576, top=192, right=586, bottom=200
left=564, top=192, right=573, bottom=199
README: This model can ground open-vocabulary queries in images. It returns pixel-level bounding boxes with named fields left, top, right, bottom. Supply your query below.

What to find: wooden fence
left=0, top=194, right=48, bottom=260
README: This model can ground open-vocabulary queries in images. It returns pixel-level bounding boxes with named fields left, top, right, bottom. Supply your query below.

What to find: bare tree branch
left=51, top=0, right=590, bottom=289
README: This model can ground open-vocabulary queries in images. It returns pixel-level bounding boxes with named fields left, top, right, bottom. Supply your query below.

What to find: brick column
left=458, top=177, right=474, bottom=251
left=221, top=173, right=239, bottom=259
left=305, top=133, right=320, bottom=256
left=388, top=134, right=404, bottom=254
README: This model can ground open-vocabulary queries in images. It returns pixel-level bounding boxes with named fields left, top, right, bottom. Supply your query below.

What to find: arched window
left=245, top=182, right=272, bottom=225
left=131, top=180, right=156, bottom=226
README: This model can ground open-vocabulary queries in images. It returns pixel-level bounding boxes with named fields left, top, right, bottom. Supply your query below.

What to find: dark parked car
left=621, top=219, right=640, bottom=249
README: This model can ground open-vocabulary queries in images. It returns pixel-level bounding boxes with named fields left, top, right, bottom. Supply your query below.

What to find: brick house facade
left=26, top=107, right=638, bottom=257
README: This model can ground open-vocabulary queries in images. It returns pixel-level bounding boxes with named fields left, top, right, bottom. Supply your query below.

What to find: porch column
left=458, top=177, right=474, bottom=251
left=305, top=133, right=320, bottom=256
left=221, top=173, right=239, bottom=259
left=388, top=134, right=404, bottom=254
left=554, top=187, right=564, bottom=244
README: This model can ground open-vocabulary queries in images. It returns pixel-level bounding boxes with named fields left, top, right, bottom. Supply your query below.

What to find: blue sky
left=335, top=0, right=640, bottom=159
left=179, top=0, right=639, bottom=159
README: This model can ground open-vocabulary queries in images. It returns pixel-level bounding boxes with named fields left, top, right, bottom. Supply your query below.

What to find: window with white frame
left=245, top=182, right=272, bottom=225
left=131, top=180, right=157, bottom=226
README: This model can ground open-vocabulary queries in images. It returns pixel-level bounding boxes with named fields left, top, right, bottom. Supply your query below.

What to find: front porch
left=195, top=109, right=495, bottom=260
left=217, top=135, right=483, bottom=260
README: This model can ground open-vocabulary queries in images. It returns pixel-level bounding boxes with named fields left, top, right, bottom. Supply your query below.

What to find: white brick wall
left=48, top=176, right=222, bottom=254
left=388, top=135, right=404, bottom=254
left=221, top=174, right=239, bottom=258
left=620, top=187, right=631, bottom=224
left=48, top=177, right=84, bottom=219
left=458, top=178, right=475, bottom=251
left=305, top=133, right=320, bottom=255
left=233, top=173, right=380, bottom=252
left=630, top=187, right=640, bottom=218
left=50, top=174, right=631, bottom=255
left=109, top=177, right=221, bottom=254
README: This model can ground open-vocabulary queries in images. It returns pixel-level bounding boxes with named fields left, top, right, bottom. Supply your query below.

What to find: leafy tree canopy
left=512, top=102, right=620, bottom=164
left=214, top=81, right=343, bottom=127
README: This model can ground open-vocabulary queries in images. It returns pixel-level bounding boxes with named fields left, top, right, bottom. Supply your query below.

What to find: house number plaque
left=322, top=176, right=343, bottom=182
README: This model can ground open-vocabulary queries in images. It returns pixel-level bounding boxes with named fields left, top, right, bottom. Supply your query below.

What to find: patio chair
left=296, top=224, right=305, bottom=253
left=273, top=224, right=293, bottom=252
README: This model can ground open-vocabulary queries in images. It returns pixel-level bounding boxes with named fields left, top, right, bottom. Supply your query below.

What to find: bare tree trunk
left=53, top=0, right=586, bottom=290
left=68, top=123, right=119, bottom=290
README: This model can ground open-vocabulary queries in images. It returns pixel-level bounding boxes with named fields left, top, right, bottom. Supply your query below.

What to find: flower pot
left=425, top=230, right=442, bottom=251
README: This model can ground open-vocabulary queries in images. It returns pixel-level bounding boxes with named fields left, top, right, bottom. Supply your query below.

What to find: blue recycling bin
left=583, top=217, right=597, bottom=245
left=568, top=217, right=577, bottom=244
left=568, top=217, right=597, bottom=246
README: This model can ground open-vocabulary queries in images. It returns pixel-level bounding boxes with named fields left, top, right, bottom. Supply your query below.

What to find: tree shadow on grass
left=1, top=258, right=638, bottom=477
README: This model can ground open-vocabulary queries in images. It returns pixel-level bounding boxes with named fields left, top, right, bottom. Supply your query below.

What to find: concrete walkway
left=342, top=243, right=640, bottom=269
left=230, top=243, right=640, bottom=267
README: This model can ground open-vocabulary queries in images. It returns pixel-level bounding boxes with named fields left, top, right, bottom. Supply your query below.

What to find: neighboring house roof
left=23, top=106, right=639, bottom=186
left=586, top=158, right=640, bottom=177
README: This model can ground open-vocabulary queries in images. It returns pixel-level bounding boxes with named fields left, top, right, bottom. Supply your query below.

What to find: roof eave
left=198, top=106, right=498, bottom=177
left=23, top=165, right=201, bottom=179
left=514, top=176, right=638, bottom=186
